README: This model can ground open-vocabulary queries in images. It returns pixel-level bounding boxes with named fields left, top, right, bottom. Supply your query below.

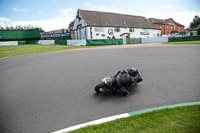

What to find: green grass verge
left=0, top=44, right=100, bottom=58
left=68, top=105, right=200, bottom=133
left=163, top=41, right=200, bottom=44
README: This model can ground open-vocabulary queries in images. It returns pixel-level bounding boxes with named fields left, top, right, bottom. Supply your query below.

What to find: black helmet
left=128, top=68, right=138, bottom=76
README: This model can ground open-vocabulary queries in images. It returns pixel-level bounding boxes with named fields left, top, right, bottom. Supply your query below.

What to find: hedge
left=169, top=36, right=200, bottom=42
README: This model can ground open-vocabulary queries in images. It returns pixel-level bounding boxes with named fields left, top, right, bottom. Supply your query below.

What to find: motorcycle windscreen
left=102, top=76, right=113, bottom=87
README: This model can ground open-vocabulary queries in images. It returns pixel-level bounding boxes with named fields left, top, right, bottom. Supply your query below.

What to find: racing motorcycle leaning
left=95, top=68, right=143, bottom=96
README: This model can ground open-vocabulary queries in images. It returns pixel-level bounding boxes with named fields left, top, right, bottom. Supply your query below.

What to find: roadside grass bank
left=0, top=44, right=102, bottom=58
left=163, top=41, right=200, bottom=44
left=68, top=105, right=200, bottom=133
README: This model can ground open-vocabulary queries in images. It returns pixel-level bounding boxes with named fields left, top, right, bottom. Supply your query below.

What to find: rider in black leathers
left=113, top=68, right=142, bottom=96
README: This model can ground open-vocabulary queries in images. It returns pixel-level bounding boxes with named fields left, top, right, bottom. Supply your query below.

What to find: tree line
left=0, top=25, right=45, bottom=33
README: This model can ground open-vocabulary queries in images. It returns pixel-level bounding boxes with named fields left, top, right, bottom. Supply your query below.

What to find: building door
left=76, top=24, right=82, bottom=40
left=78, top=29, right=81, bottom=39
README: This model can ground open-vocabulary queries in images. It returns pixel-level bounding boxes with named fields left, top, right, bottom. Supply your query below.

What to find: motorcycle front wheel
left=95, top=83, right=105, bottom=93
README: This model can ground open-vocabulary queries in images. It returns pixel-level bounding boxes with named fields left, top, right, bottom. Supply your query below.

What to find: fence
left=126, top=38, right=142, bottom=44
left=86, top=39, right=123, bottom=46
left=1, top=36, right=200, bottom=46
left=0, top=28, right=40, bottom=40
left=142, top=37, right=168, bottom=43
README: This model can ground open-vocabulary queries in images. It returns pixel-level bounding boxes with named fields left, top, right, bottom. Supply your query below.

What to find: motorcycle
left=95, top=71, right=143, bottom=95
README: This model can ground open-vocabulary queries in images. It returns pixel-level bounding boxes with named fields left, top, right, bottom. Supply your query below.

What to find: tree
left=0, top=26, right=4, bottom=30
left=68, top=20, right=75, bottom=31
left=197, top=25, right=200, bottom=35
left=189, top=15, right=200, bottom=28
left=39, top=27, right=45, bottom=33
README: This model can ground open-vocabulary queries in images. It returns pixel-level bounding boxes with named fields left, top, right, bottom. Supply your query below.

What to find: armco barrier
left=38, top=40, right=55, bottom=45
left=0, top=41, right=18, bottom=46
left=18, top=41, right=27, bottom=45
left=86, top=39, right=123, bottom=46
left=26, top=40, right=38, bottom=44
left=126, top=38, right=142, bottom=44
left=55, top=39, right=67, bottom=45
left=67, top=40, right=86, bottom=46
left=169, top=36, right=200, bottom=42
left=142, top=37, right=168, bottom=43
left=18, top=40, right=39, bottom=45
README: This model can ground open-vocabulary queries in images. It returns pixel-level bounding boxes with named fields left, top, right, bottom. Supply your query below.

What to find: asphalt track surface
left=0, top=44, right=200, bottom=133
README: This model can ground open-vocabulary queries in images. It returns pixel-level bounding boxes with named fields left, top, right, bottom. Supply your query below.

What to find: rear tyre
left=95, top=83, right=105, bottom=93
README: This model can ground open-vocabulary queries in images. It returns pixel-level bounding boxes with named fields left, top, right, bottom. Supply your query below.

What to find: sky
left=0, top=0, right=200, bottom=32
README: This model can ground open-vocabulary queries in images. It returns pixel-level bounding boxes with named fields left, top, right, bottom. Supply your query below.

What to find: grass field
left=68, top=105, right=200, bottom=133
left=163, top=41, right=200, bottom=44
left=0, top=44, right=99, bottom=58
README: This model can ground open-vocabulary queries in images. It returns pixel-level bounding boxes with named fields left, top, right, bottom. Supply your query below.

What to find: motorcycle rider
left=113, top=68, right=143, bottom=96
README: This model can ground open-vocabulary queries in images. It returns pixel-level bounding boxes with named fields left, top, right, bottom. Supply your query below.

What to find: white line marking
left=52, top=113, right=130, bottom=133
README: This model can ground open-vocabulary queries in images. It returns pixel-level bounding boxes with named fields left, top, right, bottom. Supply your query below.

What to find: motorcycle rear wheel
left=95, top=83, right=105, bottom=93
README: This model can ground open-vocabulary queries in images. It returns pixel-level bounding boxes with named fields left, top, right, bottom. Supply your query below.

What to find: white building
left=73, top=9, right=161, bottom=40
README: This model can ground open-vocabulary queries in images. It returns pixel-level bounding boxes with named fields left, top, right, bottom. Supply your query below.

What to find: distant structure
left=149, top=18, right=185, bottom=36
left=185, top=28, right=197, bottom=36
left=43, top=29, right=68, bottom=34
left=73, top=9, right=161, bottom=40
left=40, top=28, right=70, bottom=39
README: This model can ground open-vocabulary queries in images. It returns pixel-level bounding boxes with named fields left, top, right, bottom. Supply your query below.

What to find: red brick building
left=149, top=18, right=185, bottom=35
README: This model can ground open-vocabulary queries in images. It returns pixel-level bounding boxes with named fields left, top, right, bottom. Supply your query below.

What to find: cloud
left=85, top=3, right=128, bottom=14
left=85, top=3, right=91, bottom=7
left=91, top=6, right=98, bottom=10
left=13, top=7, right=26, bottom=12
left=0, top=17, right=11, bottom=22
left=38, top=10, right=42, bottom=13
left=0, top=8, right=76, bottom=31
left=58, top=8, right=75, bottom=17
left=13, top=7, right=20, bottom=12
left=164, top=4, right=173, bottom=9
left=99, top=5, right=108, bottom=11
left=3, top=18, right=73, bottom=31
left=21, top=9, right=26, bottom=12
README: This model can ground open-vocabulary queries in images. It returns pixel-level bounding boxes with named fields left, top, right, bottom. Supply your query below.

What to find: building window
left=179, top=27, right=180, bottom=30
left=94, top=27, right=104, bottom=32
left=77, top=24, right=82, bottom=29
left=174, top=26, right=176, bottom=30
left=129, top=28, right=134, bottom=32
left=167, top=26, right=169, bottom=29
left=114, top=27, right=120, bottom=32
left=160, top=26, right=162, bottom=29
left=170, top=26, right=172, bottom=29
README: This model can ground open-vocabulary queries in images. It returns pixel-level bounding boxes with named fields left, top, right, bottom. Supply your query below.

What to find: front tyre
left=122, top=91, right=129, bottom=96
left=95, top=83, right=105, bottom=93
